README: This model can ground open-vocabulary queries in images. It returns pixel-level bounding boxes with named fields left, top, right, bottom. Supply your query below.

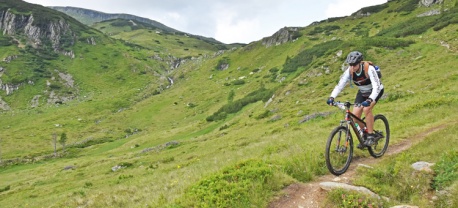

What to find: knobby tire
left=368, top=114, right=390, bottom=158
left=325, top=126, right=353, bottom=176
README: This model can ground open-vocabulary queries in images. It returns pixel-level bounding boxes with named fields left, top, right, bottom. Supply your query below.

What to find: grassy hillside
left=92, top=18, right=228, bottom=58
left=0, top=0, right=457, bottom=207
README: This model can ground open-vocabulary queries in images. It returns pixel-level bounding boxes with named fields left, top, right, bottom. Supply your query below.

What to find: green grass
left=1, top=0, right=458, bottom=207
left=340, top=123, right=458, bottom=207
left=92, top=19, right=225, bottom=58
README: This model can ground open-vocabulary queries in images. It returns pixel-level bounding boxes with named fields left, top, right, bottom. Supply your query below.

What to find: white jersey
left=330, top=65, right=384, bottom=101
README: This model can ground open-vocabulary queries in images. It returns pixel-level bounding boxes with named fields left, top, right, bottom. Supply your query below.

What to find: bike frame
left=326, top=101, right=390, bottom=175
left=337, top=102, right=367, bottom=145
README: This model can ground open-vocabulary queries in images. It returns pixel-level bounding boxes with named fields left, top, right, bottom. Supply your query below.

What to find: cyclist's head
left=346, top=51, right=363, bottom=66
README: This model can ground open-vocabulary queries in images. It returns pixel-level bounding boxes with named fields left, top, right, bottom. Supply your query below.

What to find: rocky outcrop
left=0, top=96, right=11, bottom=110
left=86, top=37, right=96, bottom=45
left=57, top=71, right=75, bottom=88
left=31, top=95, right=41, bottom=108
left=419, top=0, right=443, bottom=7
left=2, top=55, right=17, bottom=63
left=417, top=9, right=441, bottom=17
left=0, top=83, right=21, bottom=95
left=61, top=50, right=75, bottom=58
left=320, top=182, right=381, bottom=199
left=47, top=90, right=76, bottom=105
left=262, top=27, right=300, bottom=47
left=0, top=9, right=76, bottom=50
left=168, top=56, right=187, bottom=70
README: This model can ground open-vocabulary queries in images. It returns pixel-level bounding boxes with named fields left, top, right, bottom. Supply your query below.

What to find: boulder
left=319, top=182, right=381, bottom=199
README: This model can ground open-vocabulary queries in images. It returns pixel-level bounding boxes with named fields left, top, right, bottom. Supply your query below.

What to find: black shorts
left=355, top=88, right=384, bottom=104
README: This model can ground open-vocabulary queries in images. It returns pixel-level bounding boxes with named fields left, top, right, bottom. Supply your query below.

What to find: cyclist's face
left=350, top=64, right=360, bottom=72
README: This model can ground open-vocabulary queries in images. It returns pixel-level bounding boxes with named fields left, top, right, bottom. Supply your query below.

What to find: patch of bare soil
left=268, top=124, right=448, bottom=208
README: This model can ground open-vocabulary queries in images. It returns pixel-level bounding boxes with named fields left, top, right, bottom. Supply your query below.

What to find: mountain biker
left=326, top=51, right=384, bottom=146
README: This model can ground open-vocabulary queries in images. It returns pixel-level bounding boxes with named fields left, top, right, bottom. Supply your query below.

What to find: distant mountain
left=50, top=6, right=179, bottom=32
left=50, top=6, right=227, bottom=45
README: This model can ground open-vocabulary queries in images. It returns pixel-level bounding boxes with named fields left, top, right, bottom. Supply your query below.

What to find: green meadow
left=0, top=0, right=457, bottom=207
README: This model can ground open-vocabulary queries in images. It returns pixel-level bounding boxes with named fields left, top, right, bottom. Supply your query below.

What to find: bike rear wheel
left=368, top=114, right=390, bottom=158
left=325, top=126, right=353, bottom=175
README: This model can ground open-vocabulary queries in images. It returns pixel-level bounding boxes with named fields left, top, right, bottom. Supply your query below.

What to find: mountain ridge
left=50, top=6, right=227, bottom=45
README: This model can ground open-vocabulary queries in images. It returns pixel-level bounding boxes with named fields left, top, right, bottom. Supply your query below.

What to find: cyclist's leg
left=363, top=89, right=384, bottom=134
left=363, top=103, right=375, bottom=133
left=353, top=91, right=364, bottom=126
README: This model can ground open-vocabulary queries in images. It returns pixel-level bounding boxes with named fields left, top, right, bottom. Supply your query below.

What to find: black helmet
left=346, top=51, right=363, bottom=64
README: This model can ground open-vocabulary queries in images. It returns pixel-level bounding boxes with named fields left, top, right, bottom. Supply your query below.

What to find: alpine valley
left=0, top=0, right=457, bottom=207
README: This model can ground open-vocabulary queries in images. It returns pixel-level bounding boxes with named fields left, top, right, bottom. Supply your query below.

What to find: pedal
left=357, top=143, right=366, bottom=149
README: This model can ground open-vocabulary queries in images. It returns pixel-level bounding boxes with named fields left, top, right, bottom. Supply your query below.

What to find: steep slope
left=91, top=18, right=229, bottom=58
left=0, top=0, right=457, bottom=207
left=0, top=0, right=177, bottom=154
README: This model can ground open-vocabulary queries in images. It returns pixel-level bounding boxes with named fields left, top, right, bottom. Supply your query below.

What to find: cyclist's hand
left=361, top=98, right=372, bottom=107
left=326, top=97, right=334, bottom=106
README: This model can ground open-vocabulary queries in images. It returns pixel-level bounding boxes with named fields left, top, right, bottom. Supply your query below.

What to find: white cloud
left=326, top=0, right=387, bottom=18
left=325, top=0, right=387, bottom=18
left=22, top=0, right=388, bottom=43
left=214, top=13, right=261, bottom=44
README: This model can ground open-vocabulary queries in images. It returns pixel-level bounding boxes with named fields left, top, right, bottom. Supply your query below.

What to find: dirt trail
left=268, top=124, right=447, bottom=208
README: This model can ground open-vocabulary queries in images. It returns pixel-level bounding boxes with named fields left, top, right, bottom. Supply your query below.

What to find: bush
left=432, top=151, right=458, bottom=190
left=377, top=15, right=438, bottom=38
left=231, top=79, right=245, bottom=85
left=326, top=189, right=386, bottom=208
left=255, top=110, right=271, bottom=120
left=215, top=57, right=230, bottom=70
left=363, top=37, right=414, bottom=49
left=269, top=67, right=279, bottom=74
left=0, top=185, right=10, bottom=193
left=73, top=137, right=114, bottom=148
left=395, top=0, right=419, bottom=13
left=110, top=20, right=131, bottom=27
left=0, top=36, right=13, bottom=46
left=282, top=40, right=343, bottom=74
left=433, top=6, right=458, bottom=31
left=206, top=87, right=275, bottom=122
left=176, top=159, right=279, bottom=208
left=307, top=25, right=341, bottom=36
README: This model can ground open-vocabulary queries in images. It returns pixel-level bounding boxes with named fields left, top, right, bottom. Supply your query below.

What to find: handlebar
left=332, top=101, right=353, bottom=110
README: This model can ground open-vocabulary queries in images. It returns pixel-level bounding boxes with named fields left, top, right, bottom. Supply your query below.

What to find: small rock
left=358, top=164, right=373, bottom=169
left=320, top=182, right=380, bottom=199
left=411, top=161, right=435, bottom=173
left=63, top=165, right=75, bottom=170
left=112, top=165, right=122, bottom=172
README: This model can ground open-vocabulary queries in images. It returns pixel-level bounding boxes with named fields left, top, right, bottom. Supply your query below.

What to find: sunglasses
left=349, top=63, right=359, bottom=66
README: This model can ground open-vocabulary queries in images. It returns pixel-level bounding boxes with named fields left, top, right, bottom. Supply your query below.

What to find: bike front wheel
left=325, top=126, right=353, bottom=176
left=368, top=114, right=390, bottom=158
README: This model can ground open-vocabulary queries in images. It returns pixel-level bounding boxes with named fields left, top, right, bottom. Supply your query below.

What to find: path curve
left=268, top=124, right=448, bottom=208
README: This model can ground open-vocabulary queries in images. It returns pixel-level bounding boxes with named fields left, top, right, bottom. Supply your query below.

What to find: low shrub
left=0, top=185, right=11, bottom=193
left=326, top=189, right=386, bottom=208
left=432, top=151, right=458, bottom=190
left=282, top=40, right=343, bottom=74
left=206, top=87, right=275, bottom=121
left=176, top=159, right=282, bottom=208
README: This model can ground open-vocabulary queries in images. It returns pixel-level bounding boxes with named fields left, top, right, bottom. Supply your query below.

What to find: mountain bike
left=325, top=101, right=390, bottom=175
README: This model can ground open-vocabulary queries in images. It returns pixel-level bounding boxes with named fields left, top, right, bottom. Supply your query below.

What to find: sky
left=23, top=0, right=387, bottom=44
